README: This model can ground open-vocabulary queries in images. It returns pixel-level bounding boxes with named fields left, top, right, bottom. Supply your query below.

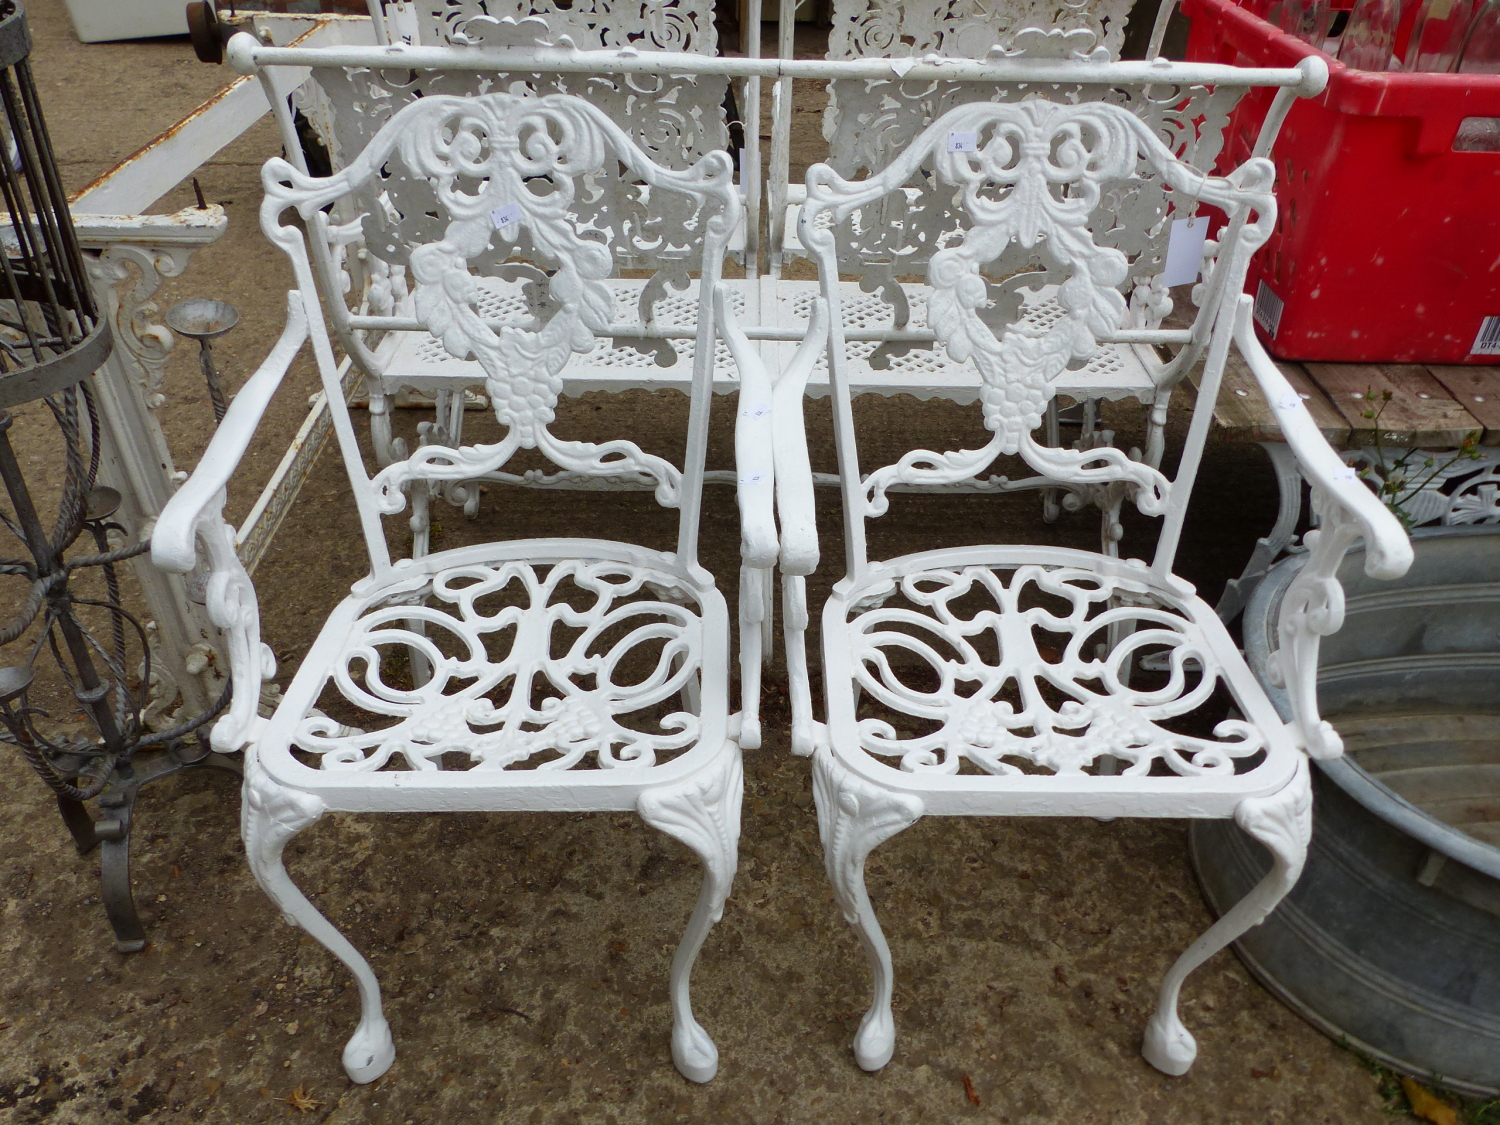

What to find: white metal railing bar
left=343, top=314, right=1193, bottom=346
left=225, top=36, right=1328, bottom=94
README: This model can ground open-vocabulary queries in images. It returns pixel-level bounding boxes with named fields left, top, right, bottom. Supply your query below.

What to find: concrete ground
left=0, top=3, right=1409, bottom=1123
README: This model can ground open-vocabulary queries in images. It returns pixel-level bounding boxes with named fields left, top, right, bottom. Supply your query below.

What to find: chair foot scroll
left=242, top=766, right=395, bottom=1084
left=1141, top=758, right=1312, bottom=1076
left=812, top=747, right=923, bottom=1071
left=638, top=745, right=744, bottom=1084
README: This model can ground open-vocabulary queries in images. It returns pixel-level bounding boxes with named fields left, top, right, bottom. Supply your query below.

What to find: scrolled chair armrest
left=713, top=285, right=829, bottom=575
left=715, top=284, right=779, bottom=570
left=150, top=291, right=309, bottom=752
left=153, top=292, right=309, bottom=574
left=1232, top=295, right=1413, bottom=759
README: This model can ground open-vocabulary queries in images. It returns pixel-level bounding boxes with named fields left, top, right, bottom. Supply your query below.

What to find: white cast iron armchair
left=775, top=86, right=1413, bottom=1076
left=152, top=92, right=748, bottom=1086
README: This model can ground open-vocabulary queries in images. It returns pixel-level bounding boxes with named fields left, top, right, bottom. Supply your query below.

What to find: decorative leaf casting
left=292, top=559, right=705, bottom=772
left=822, top=22, right=1243, bottom=327
left=803, top=98, right=1275, bottom=507
left=1345, top=445, right=1500, bottom=527
left=86, top=244, right=195, bottom=410
left=843, top=564, right=1266, bottom=776
left=263, top=92, right=738, bottom=509
left=314, top=13, right=727, bottom=281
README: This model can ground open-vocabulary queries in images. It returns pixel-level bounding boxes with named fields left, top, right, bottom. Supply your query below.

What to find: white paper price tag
left=1277, top=391, right=1302, bottom=411
left=387, top=0, right=421, bottom=45
left=740, top=402, right=772, bottom=419
left=739, top=470, right=769, bottom=485
left=489, top=203, right=522, bottom=230
left=890, top=57, right=919, bottom=77
left=947, top=130, right=979, bottom=153
left=1332, top=466, right=1358, bottom=482
left=1162, top=215, right=1209, bottom=288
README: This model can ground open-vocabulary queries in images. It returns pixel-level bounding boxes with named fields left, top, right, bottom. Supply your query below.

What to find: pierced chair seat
left=822, top=546, right=1300, bottom=814
left=256, top=540, right=728, bottom=798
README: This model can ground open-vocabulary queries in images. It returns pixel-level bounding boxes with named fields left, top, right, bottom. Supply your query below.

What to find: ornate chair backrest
left=311, top=26, right=730, bottom=283
left=817, top=25, right=1245, bottom=324
left=302, top=3, right=727, bottom=312
left=261, top=91, right=741, bottom=580
left=800, top=95, right=1277, bottom=583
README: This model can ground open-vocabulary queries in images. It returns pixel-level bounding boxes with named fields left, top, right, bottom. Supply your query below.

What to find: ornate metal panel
left=294, top=559, right=705, bottom=772
left=820, top=29, right=1244, bottom=326
left=843, top=563, right=1265, bottom=776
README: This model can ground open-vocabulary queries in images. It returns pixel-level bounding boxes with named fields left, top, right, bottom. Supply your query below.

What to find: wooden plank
left=69, top=16, right=375, bottom=215
left=1425, top=365, right=1500, bottom=444
left=70, top=77, right=270, bottom=216
left=1308, top=363, right=1484, bottom=449
left=1194, top=352, right=1350, bottom=446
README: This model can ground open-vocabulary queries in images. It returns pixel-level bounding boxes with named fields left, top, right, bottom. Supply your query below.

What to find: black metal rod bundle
left=0, top=1, right=235, bottom=953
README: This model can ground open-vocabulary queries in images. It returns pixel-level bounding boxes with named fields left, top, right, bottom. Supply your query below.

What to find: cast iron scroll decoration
left=821, top=23, right=1244, bottom=331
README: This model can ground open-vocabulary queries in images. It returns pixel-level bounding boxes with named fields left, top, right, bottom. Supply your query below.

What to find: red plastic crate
left=1183, top=0, right=1500, bottom=364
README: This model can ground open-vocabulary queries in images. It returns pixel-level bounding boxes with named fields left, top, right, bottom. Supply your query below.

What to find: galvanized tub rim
left=1243, top=523, right=1500, bottom=884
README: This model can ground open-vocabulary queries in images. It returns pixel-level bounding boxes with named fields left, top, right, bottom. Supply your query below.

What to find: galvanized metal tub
left=1190, top=524, right=1500, bottom=1096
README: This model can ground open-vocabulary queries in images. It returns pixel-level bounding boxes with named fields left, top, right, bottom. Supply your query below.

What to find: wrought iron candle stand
left=0, top=0, right=234, bottom=953
left=164, top=297, right=238, bottom=423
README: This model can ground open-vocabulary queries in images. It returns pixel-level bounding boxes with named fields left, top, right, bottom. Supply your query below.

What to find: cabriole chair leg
left=1142, top=759, right=1312, bottom=1075
left=638, top=747, right=745, bottom=1084
left=242, top=770, right=395, bottom=1084
left=812, top=746, right=923, bottom=1071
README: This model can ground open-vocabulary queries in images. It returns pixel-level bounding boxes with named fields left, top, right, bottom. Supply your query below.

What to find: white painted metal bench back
left=417, top=0, right=718, bottom=53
